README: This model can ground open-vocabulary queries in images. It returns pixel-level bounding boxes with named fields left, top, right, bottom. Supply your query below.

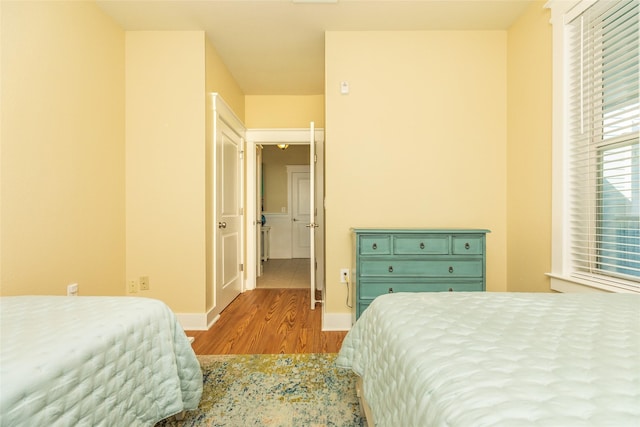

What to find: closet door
left=209, top=94, right=244, bottom=318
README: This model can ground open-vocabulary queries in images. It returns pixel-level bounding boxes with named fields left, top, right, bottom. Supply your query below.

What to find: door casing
left=245, top=129, right=325, bottom=295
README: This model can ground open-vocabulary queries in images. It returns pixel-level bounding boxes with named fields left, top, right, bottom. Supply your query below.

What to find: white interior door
left=308, top=122, right=319, bottom=309
left=256, top=147, right=263, bottom=276
left=292, top=170, right=311, bottom=258
left=215, top=116, right=243, bottom=313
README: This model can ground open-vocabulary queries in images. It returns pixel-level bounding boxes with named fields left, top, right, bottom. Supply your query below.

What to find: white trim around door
left=245, top=128, right=325, bottom=296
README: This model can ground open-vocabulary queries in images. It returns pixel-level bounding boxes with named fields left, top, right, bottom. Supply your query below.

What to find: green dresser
left=351, top=228, right=489, bottom=320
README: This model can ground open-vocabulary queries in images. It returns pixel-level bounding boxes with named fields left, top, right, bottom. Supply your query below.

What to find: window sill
left=547, top=273, right=640, bottom=294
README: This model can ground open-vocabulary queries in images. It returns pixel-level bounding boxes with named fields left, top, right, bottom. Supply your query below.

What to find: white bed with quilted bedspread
left=336, top=292, right=640, bottom=427
left=0, top=296, right=203, bottom=426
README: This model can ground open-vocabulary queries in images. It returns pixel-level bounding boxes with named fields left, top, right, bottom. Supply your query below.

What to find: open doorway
left=245, top=128, right=325, bottom=305
left=259, top=147, right=310, bottom=289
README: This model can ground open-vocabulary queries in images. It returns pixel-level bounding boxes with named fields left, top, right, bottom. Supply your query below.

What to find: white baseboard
left=179, top=308, right=351, bottom=332
left=176, top=310, right=221, bottom=331
left=322, top=311, right=352, bottom=331
left=175, top=313, right=208, bottom=331
left=207, top=313, right=221, bottom=329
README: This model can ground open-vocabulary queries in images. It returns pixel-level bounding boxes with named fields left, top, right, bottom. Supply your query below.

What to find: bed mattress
left=336, top=292, right=640, bottom=426
left=0, top=296, right=203, bottom=426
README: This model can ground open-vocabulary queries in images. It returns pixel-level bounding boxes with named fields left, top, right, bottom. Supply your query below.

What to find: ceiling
left=96, top=0, right=533, bottom=95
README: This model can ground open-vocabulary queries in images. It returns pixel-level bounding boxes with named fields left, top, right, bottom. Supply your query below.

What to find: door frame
left=245, top=128, right=325, bottom=293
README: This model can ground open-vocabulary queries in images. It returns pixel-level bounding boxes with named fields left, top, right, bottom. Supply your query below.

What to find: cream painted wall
left=325, top=31, right=509, bottom=315
left=205, top=39, right=245, bottom=122
left=245, top=95, right=325, bottom=128
left=125, top=31, right=206, bottom=313
left=506, top=1, right=552, bottom=292
left=1, top=1, right=125, bottom=296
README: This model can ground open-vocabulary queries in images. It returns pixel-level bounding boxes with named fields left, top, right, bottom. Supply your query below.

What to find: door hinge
left=240, top=150, right=244, bottom=160
left=240, top=263, right=244, bottom=272
left=239, top=207, right=244, bottom=215
left=314, top=154, right=317, bottom=163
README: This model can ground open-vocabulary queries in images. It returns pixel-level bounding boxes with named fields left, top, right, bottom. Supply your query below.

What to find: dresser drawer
left=452, top=235, right=484, bottom=254
left=359, top=235, right=391, bottom=255
left=359, top=281, right=430, bottom=298
left=358, top=302, right=372, bottom=316
left=394, top=235, right=449, bottom=255
left=360, top=259, right=484, bottom=278
left=359, top=281, right=484, bottom=298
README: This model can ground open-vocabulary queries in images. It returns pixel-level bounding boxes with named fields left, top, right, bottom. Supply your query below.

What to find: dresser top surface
left=351, top=228, right=490, bottom=234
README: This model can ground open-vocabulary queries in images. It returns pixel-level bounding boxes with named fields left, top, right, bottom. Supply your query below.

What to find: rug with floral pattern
left=156, top=353, right=365, bottom=427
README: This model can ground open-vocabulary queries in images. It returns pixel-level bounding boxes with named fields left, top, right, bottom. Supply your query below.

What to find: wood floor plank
left=187, top=288, right=347, bottom=355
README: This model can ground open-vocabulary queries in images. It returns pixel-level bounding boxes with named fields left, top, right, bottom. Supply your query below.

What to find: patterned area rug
left=156, top=353, right=365, bottom=427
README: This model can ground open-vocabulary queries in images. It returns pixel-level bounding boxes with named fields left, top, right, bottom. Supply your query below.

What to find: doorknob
left=218, top=221, right=227, bottom=229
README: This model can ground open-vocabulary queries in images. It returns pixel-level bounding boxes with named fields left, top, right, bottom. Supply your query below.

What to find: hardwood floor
left=186, top=288, right=348, bottom=355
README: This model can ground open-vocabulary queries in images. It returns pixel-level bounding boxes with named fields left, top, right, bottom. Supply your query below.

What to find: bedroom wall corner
left=125, top=31, right=206, bottom=313
left=506, top=1, right=553, bottom=293
left=205, top=38, right=245, bottom=123
left=1, top=1, right=126, bottom=296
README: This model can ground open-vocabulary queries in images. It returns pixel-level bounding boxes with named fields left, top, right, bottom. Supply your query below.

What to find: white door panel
left=256, top=149, right=263, bottom=276
left=292, top=171, right=311, bottom=258
left=222, top=232, right=239, bottom=285
left=216, top=119, right=242, bottom=312
left=309, top=122, right=318, bottom=309
left=208, top=94, right=244, bottom=319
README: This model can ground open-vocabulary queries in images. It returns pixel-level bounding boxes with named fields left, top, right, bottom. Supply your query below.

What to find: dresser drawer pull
left=388, top=266, right=394, bottom=273
left=420, top=242, right=425, bottom=249
left=388, top=287, right=394, bottom=293
left=465, top=242, right=470, bottom=250
left=372, top=243, right=377, bottom=250
left=448, top=266, right=454, bottom=273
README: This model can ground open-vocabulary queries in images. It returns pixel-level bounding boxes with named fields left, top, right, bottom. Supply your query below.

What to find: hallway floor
left=257, top=258, right=310, bottom=289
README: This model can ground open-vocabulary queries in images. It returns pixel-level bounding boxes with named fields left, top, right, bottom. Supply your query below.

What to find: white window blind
left=567, top=0, right=639, bottom=288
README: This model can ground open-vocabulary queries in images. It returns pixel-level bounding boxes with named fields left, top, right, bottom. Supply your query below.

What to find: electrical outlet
left=139, top=276, right=149, bottom=291
left=67, top=283, right=78, bottom=296
left=128, top=279, right=138, bottom=293
left=340, top=268, right=350, bottom=284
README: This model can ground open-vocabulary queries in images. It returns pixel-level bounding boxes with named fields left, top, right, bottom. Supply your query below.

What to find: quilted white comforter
left=0, top=296, right=203, bottom=426
left=336, top=292, right=640, bottom=427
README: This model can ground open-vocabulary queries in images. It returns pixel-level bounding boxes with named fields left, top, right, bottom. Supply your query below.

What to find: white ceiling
left=96, top=0, right=533, bottom=95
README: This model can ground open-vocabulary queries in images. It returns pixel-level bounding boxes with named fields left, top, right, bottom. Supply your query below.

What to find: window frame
left=546, top=0, right=640, bottom=294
